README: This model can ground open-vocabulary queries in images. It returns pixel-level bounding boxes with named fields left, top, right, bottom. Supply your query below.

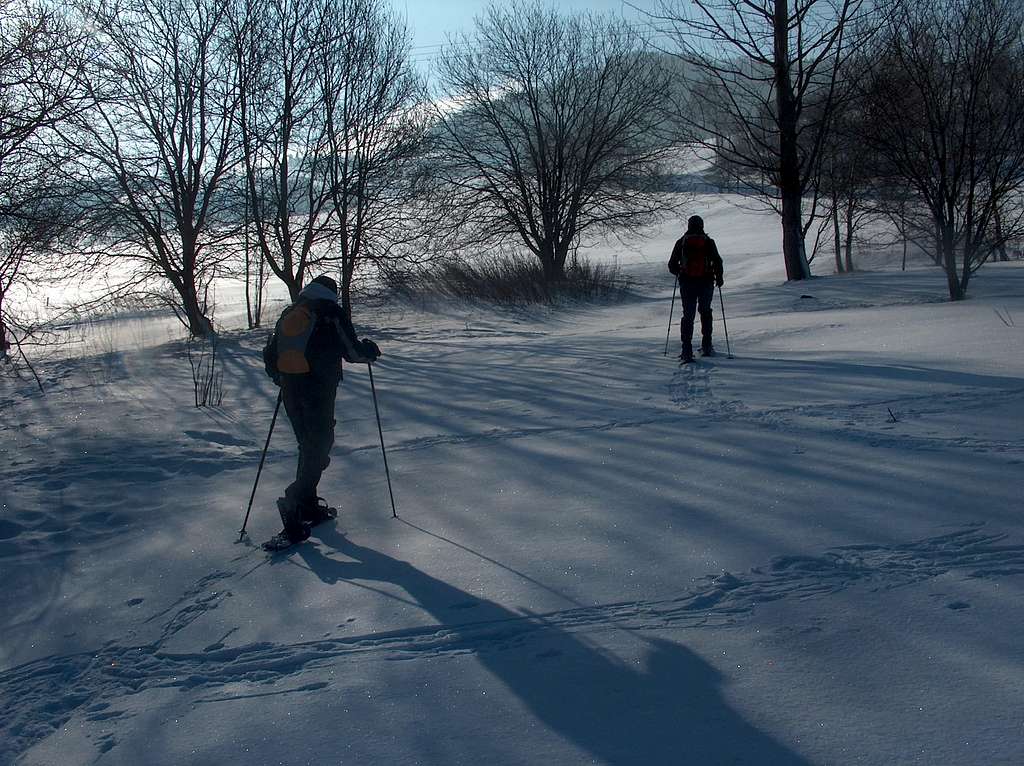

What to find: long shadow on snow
left=4, top=524, right=1023, bottom=762
left=352, top=334, right=1024, bottom=463
left=297, top=529, right=810, bottom=766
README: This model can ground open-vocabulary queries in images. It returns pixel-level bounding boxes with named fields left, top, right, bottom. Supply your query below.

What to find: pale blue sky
left=388, top=0, right=664, bottom=73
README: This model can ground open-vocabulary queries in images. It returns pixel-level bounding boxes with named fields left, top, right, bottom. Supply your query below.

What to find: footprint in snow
left=183, top=430, right=251, bottom=448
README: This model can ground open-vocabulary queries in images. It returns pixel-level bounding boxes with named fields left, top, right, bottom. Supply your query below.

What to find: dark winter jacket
left=668, top=232, right=724, bottom=283
left=263, top=282, right=377, bottom=385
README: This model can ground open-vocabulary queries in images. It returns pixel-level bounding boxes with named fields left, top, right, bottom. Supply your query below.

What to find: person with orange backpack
left=261, top=275, right=380, bottom=548
left=668, top=215, right=724, bottom=363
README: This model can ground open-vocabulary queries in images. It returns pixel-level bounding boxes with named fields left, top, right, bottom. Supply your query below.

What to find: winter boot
left=302, top=497, right=338, bottom=525
left=679, top=346, right=695, bottom=364
left=700, top=344, right=716, bottom=357
left=277, top=497, right=310, bottom=543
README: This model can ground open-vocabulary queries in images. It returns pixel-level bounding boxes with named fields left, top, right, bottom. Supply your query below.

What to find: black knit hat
left=311, top=275, right=338, bottom=295
left=687, top=215, right=704, bottom=233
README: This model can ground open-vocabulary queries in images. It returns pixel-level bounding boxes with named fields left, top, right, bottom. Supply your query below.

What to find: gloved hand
left=361, top=338, right=381, bottom=362
left=716, top=275, right=724, bottom=288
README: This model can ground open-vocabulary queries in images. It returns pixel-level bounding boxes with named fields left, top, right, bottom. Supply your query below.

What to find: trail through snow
left=2, top=214, right=1023, bottom=764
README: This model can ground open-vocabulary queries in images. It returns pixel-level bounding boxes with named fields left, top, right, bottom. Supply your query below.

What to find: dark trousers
left=280, top=373, right=339, bottom=508
left=679, top=277, right=715, bottom=354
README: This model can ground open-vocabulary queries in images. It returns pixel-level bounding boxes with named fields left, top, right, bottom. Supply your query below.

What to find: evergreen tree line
left=1, top=0, right=1021, bottom=365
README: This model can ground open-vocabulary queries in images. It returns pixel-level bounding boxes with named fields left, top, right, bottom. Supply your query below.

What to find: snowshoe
left=679, top=352, right=695, bottom=365
left=261, top=497, right=337, bottom=552
left=700, top=346, right=716, bottom=357
left=261, top=524, right=311, bottom=552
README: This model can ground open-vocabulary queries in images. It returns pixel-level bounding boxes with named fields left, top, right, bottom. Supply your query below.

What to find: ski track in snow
left=672, top=364, right=1024, bottom=458
left=3, top=357, right=1020, bottom=572
left=336, top=416, right=669, bottom=456
left=2, top=524, right=1023, bottom=761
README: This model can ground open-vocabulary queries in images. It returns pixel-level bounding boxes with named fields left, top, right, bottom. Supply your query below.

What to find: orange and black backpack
left=263, top=300, right=318, bottom=381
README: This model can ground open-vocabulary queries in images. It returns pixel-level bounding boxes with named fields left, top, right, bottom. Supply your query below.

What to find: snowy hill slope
left=2, top=215, right=1023, bottom=764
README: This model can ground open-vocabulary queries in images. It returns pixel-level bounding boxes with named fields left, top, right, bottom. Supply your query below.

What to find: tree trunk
left=182, top=280, right=213, bottom=337
left=0, top=287, right=9, bottom=359
left=186, top=303, right=213, bottom=336
left=539, top=241, right=567, bottom=282
left=958, top=240, right=972, bottom=299
left=942, top=226, right=964, bottom=301
left=844, top=202, right=855, bottom=272
left=781, top=190, right=809, bottom=280
left=245, top=245, right=253, bottom=329
left=341, top=258, right=356, bottom=320
left=541, top=257, right=565, bottom=282
left=178, top=231, right=213, bottom=336
left=255, top=252, right=265, bottom=325
left=931, top=221, right=945, bottom=267
left=832, top=201, right=843, bottom=273
left=993, top=209, right=1010, bottom=261
left=244, top=190, right=258, bottom=329
left=341, top=276, right=352, bottom=321
left=775, top=0, right=810, bottom=282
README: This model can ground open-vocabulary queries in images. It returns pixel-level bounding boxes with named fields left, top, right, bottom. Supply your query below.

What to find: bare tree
left=240, top=188, right=269, bottom=328
left=0, top=0, right=87, bottom=361
left=320, top=0, right=427, bottom=312
left=0, top=198, right=70, bottom=378
left=431, top=2, right=678, bottom=283
left=813, top=93, right=880, bottom=273
left=67, top=0, right=241, bottom=337
left=231, top=0, right=335, bottom=304
left=231, top=0, right=425, bottom=312
left=872, top=184, right=933, bottom=271
left=654, top=0, right=887, bottom=281
left=226, top=0, right=271, bottom=327
left=861, top=0, right=1024, bottom=300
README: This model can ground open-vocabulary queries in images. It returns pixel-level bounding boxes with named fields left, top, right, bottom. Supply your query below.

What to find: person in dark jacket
left=668, top=215, right=724, bottom=362
left=263, top=275, right=380, bottom=543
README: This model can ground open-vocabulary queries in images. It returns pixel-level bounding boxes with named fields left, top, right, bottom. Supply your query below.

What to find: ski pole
left=717, top=284, right=733, bottom=359
left=238, top=390, right=282, bottom=541
left=663, top=278, right=678, bottom=356
left=368, top=363, right=397, bottom=518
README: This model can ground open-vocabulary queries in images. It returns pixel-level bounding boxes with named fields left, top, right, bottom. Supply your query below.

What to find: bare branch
left=431, top=2, right=680, bottom=281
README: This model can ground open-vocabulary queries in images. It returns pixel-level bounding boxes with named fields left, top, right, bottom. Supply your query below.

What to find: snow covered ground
left=2, top=199, right=1023, bottom=765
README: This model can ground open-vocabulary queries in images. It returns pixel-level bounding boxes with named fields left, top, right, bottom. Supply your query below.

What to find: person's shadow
left=299, top=528, right=811, bottom=765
